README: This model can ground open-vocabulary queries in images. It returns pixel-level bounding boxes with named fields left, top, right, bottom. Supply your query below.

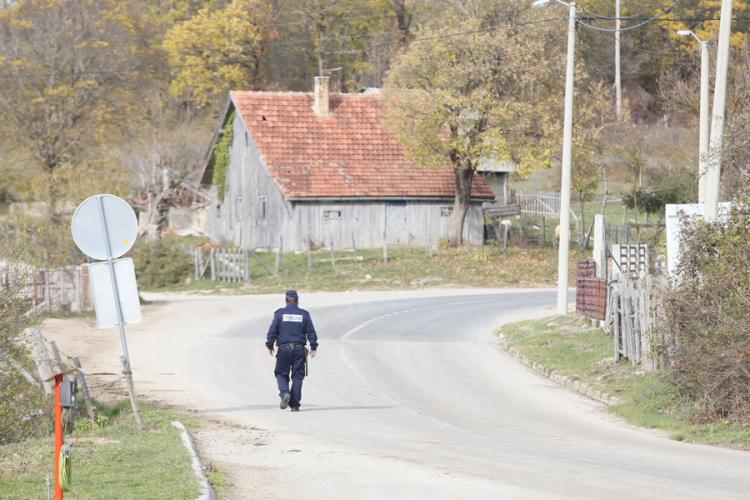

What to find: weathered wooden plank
left=330, top=239, right=337, bottom=271
left=73, top=357, right=94, bottom=418
left=210, top=249, right=216, bottom=280
left=28, top=327, right=54, bottom=395
left=274, top=237, right=283, bottom=275
left=307, top=237, right=313, bottom=269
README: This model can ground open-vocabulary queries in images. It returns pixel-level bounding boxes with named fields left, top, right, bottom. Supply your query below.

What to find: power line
left=578, top=0, right=681, bottom=21
left=576, top=0, right=683, bottom=33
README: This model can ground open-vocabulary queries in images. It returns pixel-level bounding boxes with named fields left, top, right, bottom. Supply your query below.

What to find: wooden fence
left=0, top=264, right=92, bottom=313
left=193, top=248, right=251, bottom=282
left=604, top=273, right=665, bottom=370
left=516, top=191, right=561, bottom=218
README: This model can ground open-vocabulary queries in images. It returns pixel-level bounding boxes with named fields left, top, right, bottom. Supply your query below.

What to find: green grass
left=206, top=465, right=230, bottom=497
left=501, top=316, right=613, bottom=380
left=498, top=317, right=750, bottom=449
left=147, top=244, right=588, bottom=294
left=0, top=401, right=199, bottom=500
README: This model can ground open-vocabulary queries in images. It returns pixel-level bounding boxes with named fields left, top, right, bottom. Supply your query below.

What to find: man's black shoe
left=290, top=407, right=300, bottom=412
left=280, top=392, right=291, bottom=409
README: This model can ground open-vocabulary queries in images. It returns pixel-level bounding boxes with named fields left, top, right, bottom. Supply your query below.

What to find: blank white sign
left=89, top=258, right=142, bottom=329
left=71, top=194, right=138, bottom=261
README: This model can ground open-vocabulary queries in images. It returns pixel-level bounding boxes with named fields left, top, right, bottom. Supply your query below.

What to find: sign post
left=54, top=373, right=63, bottom=500
left=72, top=194, right=143, bottom=429
left=44, top=366, right=80, bottom=500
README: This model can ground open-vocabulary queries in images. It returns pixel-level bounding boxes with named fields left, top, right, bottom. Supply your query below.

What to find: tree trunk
left=447, top=166, right=474, bottom=246
left=393, top=0, right=412, bottom=46
left=143, top=197, right=162, bottom=241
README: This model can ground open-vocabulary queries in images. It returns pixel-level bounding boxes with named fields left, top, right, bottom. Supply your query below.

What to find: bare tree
left=121, top=96, right=209, bottom=240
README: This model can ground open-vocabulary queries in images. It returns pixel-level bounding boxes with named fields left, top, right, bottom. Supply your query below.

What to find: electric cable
left=576, top=0, right=683, bottom=33
left=578, top=1, right=680, bottom=21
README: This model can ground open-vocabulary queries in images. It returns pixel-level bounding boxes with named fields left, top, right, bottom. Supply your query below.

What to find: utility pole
left=705, top=0, right=733, bottom=221
left=615, top=0, right=622, bottom=120
left=677, top=31, right=711, bottom=203
left=533, top=0, right=577, bottom=315
left=698, top=40, right=710, bottom=202
left=557, top=1, right=576, bottom=315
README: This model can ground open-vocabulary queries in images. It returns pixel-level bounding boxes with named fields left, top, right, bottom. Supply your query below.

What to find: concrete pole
left=557, top=2, right=576, bottom=315
left=698, top=40, right=710, bottom=203
left=705, top=0, right=733, bottom=221
left=615, top=0, right=622, bottom=120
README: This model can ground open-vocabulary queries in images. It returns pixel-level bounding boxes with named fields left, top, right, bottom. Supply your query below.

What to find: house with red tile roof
left=200, top=77, right=495, bottom=251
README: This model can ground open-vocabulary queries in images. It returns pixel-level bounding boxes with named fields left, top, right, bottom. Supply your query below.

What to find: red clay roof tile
left=232, top=91, right=494, bottom=200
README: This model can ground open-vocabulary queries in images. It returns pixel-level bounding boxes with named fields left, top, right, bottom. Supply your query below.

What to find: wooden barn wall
left=207, top=108, right=486, bottom=251
left=285, top=201, right=484, bottom=251
left=209, top=109, right=293, bottom=249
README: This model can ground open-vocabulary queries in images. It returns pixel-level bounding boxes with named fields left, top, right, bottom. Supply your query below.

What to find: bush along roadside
left=0, top=400, right=200, bottom=499
left=497, top=317, right=750, bottom=449
left=663, top=204, right=750, bottom=425
left=132, top=236, right=197, bottom=289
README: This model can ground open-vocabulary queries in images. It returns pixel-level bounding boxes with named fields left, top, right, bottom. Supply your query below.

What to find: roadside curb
left=498, top=338, right=621, bottom=406
left=171, top=421, right=217, bottom=500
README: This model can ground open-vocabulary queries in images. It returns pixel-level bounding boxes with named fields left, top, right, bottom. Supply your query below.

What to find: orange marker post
left=54, top=373, right=63, bottom=500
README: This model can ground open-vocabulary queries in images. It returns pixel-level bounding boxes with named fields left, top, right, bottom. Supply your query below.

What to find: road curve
left=186, top=291, right=750, bottom=499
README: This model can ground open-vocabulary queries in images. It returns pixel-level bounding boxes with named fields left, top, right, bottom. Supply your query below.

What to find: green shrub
left=0, top=248, right=47, bottom=444
left=0, top=368, right=48, bottom=445
left=665, top=204, right=750, bottom=424
left=212, top=110, right=234, bottom=201
left=133, top=238, right=193, bottom=289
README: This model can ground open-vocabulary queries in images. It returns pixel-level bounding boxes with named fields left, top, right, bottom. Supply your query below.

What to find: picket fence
left=0, top=264, right=92, bottom=313
left=604, top=273, right=665, bottom=370
left=193, top=248, right=251, bottom=282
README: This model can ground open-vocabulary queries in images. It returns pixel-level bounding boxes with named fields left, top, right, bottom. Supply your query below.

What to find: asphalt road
left=185, top=290, right=750, bottom=499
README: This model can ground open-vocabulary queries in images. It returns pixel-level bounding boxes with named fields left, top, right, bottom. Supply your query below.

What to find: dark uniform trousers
left=275, top=346, right=306, bottom=409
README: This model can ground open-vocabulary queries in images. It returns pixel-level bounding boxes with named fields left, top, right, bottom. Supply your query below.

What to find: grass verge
left=0, top=401, right=199, bottom=499
left=148, top=244, right=587, bottom=294
left=498, top=317, right=750, bottom=448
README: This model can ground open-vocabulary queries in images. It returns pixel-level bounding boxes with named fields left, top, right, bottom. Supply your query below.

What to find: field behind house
left=152, top=243, right=588, bottom=294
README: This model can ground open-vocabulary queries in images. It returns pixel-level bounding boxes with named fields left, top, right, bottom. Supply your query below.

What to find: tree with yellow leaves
left=0, top=0, right=160, bottom=265
left=0, top=0, right=153, bottom=217
left=385, top=6, right=611, bottom=246
left=669, top=0, right=749, bottom=50
left=163, top=0, right=275, bottom=108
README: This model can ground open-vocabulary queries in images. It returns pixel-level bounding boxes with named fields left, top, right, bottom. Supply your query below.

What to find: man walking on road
left=266, top=290, right=318, bottom=412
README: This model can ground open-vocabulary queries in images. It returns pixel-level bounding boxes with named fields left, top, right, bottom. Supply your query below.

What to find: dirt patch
left=194, top=419, right=282, bottom=500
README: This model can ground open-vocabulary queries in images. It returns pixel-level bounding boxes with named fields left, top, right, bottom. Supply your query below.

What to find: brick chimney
left=313, top=76, right=330, bottom=117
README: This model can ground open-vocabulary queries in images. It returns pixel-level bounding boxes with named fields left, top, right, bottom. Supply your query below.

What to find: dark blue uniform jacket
left=266, top=304, right=319, bottom=350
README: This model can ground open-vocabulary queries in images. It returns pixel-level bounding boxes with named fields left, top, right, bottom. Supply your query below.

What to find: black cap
left=285, top=290, right=298, bottom=299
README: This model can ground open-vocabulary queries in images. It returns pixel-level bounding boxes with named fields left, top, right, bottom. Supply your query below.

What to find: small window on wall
left=235, top=196, right=242, bottom=222
left=440, top=206, right=453, bottom=217
left=245, top=131, right=249, bottom=146
left=258, top=195, right=267, bottom=221
left=324, top=210, right=342, bottom=220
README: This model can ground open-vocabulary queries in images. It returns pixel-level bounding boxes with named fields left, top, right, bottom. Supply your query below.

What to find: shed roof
left=201, top=91, right=494, bottom=201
